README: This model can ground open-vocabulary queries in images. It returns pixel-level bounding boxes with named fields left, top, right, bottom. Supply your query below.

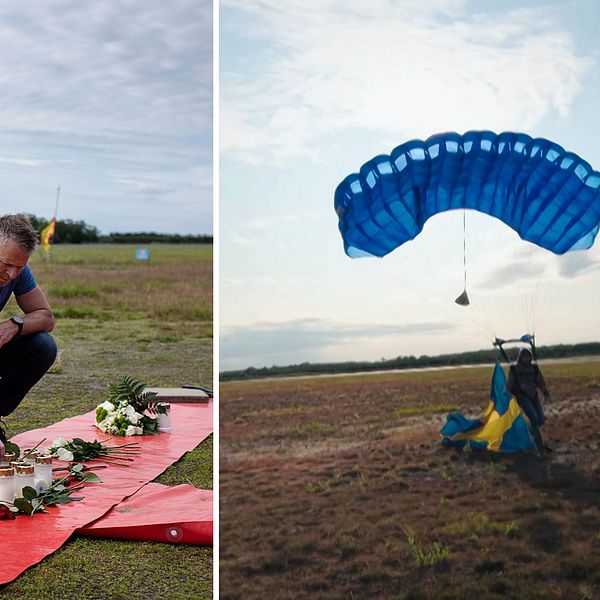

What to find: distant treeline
left=100, top=232, right=212, bottom=244
left=220, top=341, right=600, bottom=381
left=27, top=214, right=212, bottom=244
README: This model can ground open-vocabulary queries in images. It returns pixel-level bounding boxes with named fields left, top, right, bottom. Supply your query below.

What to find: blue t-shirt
left=0, top=266, right=37, bottom=311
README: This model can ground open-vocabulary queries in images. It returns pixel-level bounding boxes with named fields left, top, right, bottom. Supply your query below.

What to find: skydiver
left=505, top=348, right=551, bottom=458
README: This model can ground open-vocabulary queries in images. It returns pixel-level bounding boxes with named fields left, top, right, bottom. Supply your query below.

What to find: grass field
left=0, top=244, right=213, bottom=600
left=220, top=359, right=600, bottom=599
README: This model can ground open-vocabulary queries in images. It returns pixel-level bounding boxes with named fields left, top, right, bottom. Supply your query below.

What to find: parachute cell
left=334, top=131, right=600, bottom=257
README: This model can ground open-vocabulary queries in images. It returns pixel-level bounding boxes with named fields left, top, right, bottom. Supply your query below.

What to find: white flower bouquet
left=95, top=400, right=145, bottom=436
left=94, top=375, right=167, bottom=437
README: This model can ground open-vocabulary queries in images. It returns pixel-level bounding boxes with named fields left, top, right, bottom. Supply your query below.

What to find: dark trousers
left=516, top=393, right=545, bottom=428
left=0, top=332, right=58, bottom=417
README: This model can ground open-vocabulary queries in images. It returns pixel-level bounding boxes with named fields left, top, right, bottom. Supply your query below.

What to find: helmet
left=517, top=347, right=532, bottom=362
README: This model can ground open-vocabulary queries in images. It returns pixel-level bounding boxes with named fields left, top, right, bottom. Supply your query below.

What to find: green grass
left=443, top=512, right=521, bottom=539
left=50, top=282, right=101, bottom=298
left=221, top=358, right=600, bottom=394
left=156, top=436, right=213, bottom=488
left=220, top=364, right=495, bottom=393
left=0, top=244, right=213, bottom=599
left=5, top=539, right=212, bottom=599
left=403, top=526, right=451, bottom=567
left=2, top=244, right=213, bottom=325
left=303, top=420, right=337, bottom=435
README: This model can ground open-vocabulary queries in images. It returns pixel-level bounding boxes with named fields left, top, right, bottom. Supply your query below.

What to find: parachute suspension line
left=529, top=254, right=560, bottom=338
left=473, top=290, right=497, bottom=344
left=523, top=244, right=539, bottom=335
left=453, top=211, right=497, bottom=341
left=506, top=233, right=538, bottom=338
left=534, top=277, right=559, bottom=336
left=522, top=245, right=548, bottom=338
left=463, top=209, right=467, bottom=291
left=454, top=210, right=470, bottom=306
left=452, top=210, right=497, bottom=342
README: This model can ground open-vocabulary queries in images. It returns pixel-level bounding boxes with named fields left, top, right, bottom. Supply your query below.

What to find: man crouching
left=0, top=215, right=57, bottom=458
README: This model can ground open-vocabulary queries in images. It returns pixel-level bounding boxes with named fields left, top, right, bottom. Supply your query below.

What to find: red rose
left=0, top=504, right=15, bottom=520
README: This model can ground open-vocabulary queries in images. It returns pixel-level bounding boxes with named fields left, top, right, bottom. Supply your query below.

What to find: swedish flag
left=441, top=363, right=534, bottom=452
left=40, top=219, right=56, bottom=253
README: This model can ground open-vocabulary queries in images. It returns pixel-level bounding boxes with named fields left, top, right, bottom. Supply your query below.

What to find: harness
left=508, top=363, right=540, bottom=399
left=493, top=334, right=537, bottom=364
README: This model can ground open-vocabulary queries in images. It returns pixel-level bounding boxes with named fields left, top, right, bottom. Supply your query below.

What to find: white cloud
left=479, top=245, right=600, bottom=286
left=221, top=1, right=592, bottom=164
left=117, top=179, right=176, bottom=196
left=229, top=230, right=260, bottom=246
left=0, top=0, right=211, bottom=138
left=0, top=156, right=48, bottom=167
left=227, top=211, right=315, bottom=244
left=220, top=317, right=456, bottom=368
left=0, top=1, right=212, bottom=233
left=221, top=275, right=280, bottom=286
left=556, top=252, right=600, bottom=279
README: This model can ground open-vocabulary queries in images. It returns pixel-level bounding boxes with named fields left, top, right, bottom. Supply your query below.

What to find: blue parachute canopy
left=335, top=131, right=600, bottom=257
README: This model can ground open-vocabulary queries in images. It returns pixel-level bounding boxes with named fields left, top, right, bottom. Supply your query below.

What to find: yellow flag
left=40, top=219, right=56, bottom=253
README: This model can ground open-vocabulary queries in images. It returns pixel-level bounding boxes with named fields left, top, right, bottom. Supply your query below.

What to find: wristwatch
left=9, top=316, right=24, bottom=335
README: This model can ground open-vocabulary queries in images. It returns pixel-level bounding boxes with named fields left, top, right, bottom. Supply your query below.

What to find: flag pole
left=54, top=186, right=60, bottom=220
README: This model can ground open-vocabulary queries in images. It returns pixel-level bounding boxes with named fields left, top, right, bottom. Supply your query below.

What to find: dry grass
left=220, top=359, right=600, bottom=599
left=9, top=244, right=213, bottom=325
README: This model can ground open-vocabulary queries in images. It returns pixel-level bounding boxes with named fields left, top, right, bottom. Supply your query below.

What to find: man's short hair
left=0, top=214, right=38, bottom=255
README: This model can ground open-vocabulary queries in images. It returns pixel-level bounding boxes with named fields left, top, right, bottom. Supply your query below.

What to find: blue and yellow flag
left=441, top=363, right=534, bottom=452
left=40, top=219, right=56, bottom=253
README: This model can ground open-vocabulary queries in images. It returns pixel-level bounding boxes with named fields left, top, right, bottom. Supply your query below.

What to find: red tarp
left=78, top=483, right=213, bottom=544
left=0, top=401, right=213, bottom=586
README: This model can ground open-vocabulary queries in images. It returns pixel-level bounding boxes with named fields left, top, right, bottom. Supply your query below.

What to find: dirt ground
left=220, top=359, right=600, bottom=600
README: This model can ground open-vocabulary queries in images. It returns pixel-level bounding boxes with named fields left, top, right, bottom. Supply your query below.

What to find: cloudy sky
left=220, top=0, right=600, bottom=370
left=0, top=0, right=212, bottom=234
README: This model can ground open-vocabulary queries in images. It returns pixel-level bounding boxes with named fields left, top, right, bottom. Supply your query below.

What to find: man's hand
left=0, top=440, right=5, bottom=462
left=0, top=319, right=18, bottom=349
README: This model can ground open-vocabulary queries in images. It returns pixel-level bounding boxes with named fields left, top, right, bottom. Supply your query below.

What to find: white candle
left=34, top=455, right=54, bottom=492
left=158, top=403, right=172, bottom=432
left=22, top=450, right=40, bottom=465
left=14, top=465, right=35, bottom=498
left=0, top=452, right=16, bottom=468
left=0, top=467, right=15, bottom=503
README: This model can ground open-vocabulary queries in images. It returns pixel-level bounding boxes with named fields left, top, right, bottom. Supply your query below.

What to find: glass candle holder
left=22, top=450, right=41, bottom=465
left=158, top=403, right=172, bottom=432
left=0, top=452, right=16, bottom=468
left=0, top=467, right=15, bottom=503
left=14, top=464, right=35, bottom=498
left=34, top=455, right=54, bottom=492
